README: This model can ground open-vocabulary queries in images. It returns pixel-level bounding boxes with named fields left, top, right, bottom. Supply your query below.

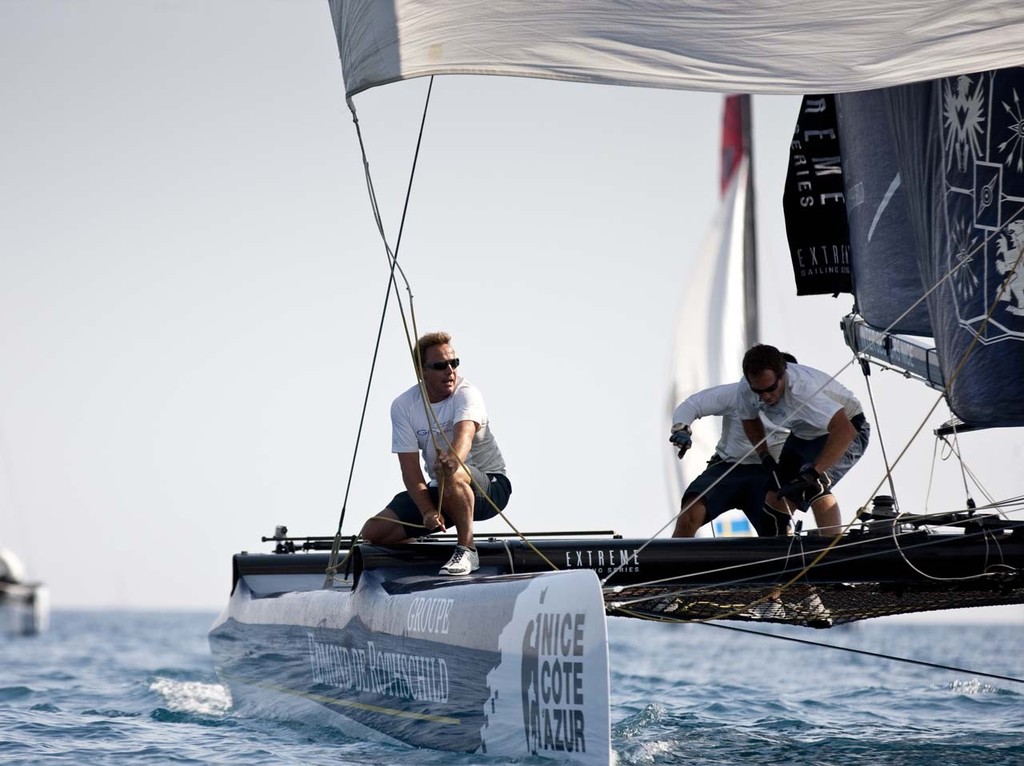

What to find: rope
left=319, top=78, right=559, bottom=573
left=858, top=392, right=944, bottom=510
left=323, top=80, right=435, bottom=585
left=325, top=76, right=1024, bottom=606
left=846, top=215, right=1024, bottom=538
left=324, top=540, right=357, bottom=586
left=611, top=358, right=862, bottom=586
left=617, top=374, right=1020, bottom=611
left=608, top=507, right=1021, bottom=616
left=888, top=513, right=1007, bottom=583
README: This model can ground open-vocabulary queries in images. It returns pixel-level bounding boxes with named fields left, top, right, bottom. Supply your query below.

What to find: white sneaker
left=746, top=600, right=787, bottom=620
left=439, top=545, right=479, bottom=576
left=790, top=592, right=833, bottom=627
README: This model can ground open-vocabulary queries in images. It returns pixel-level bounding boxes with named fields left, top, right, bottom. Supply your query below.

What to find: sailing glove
left=669, top=424, right=692, bottom=458
left=776, top=463, right=832, bottom=506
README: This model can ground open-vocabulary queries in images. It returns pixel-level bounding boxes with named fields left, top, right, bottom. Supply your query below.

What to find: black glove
left=669, top=426, right=692, bottom=458
left=776, top=463, right=831, bottom=504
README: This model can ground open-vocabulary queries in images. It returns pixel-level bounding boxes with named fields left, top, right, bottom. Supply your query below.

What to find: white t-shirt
left=391, top=377, right=506, bottom=482
left=735, top=363, right=862, bottom=439
left=672, top=382, right=788, bottom=464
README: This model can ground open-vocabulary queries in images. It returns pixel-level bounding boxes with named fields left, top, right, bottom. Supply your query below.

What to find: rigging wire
left=608, top=515, right=1022, bottom=616
left=324, top=80, right=436, bottom=585
left=849, top=213, right=1024, bottom=529
left=609, top=347, right=1022, bottom=612
left=924, top=432, right=940, bottom=515
left=812, top=199, right=1024, bottom=535
left=838, top=204, right=1023, bottom=529
left=858, top=392, right=944, bottom=509
left=698, top=621, right=1024, bottom=685
left=648, top=181, right=1000, bottom=573
left=615, top=358, right=861, bottom=563
left=937, top=427, right=995, bottom=508
left=946, top=424, right=976, bottom=509
left=326, top=78, right=1024, bottom=616
left=856, top=358, right=898, bottom=502
left=321, top=78, right=559, bottom=577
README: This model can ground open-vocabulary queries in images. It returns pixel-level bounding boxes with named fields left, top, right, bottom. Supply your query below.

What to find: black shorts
left=386, top=469, right=511, bottom=532
left=684, top=458, right=774, bottom=532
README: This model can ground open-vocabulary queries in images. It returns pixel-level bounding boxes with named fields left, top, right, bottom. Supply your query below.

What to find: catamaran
left=210, top=4, right=1024, bottom=763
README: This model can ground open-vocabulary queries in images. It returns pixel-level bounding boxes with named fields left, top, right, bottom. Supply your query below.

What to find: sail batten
left=328, top=1, right=1024, bottom=98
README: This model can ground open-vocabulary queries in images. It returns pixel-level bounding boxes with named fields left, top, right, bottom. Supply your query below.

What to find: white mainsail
left=328, top=1, right=1024, bottom=98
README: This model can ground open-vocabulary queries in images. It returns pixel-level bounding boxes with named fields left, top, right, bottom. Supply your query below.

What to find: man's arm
left=672, top=383, right=738, bottom=425
left=811, top=410, right=857, bottom=473
left=741, top=417, right=769, bottom=457
left=397, top=451, right=442, bottom=529
left=435, top=419, right=479, bottom=477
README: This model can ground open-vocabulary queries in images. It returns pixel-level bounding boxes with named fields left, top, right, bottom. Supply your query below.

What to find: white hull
left=0, top=581, right=49, bottom=637
left=209, top=559, right=611, bottom=763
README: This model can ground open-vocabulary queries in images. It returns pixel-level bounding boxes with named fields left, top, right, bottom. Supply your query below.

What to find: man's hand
left=434, top=451, right=458, bottom=478
left=669, top=424, right=692, bottom=458
left=423, top=510, right=446, bottom=534
left=760, top=452, right=780, bottom=484
left=776, top=463, right=831, bottom=504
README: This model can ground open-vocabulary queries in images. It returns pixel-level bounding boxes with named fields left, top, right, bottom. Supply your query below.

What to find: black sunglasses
left=424, top=358, right=460, bottom=371
left=749, top=372, right=783, bottom=395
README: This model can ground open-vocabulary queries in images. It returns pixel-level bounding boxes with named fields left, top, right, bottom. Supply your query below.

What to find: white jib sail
left=664, top=156, right=750, bottom=531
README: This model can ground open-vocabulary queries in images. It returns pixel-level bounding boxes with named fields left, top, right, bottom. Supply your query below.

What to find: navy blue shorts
left=684, top=458, right=776, bottom=535
left=778, top=413, right=870, bottom=507
left=386, top=468, right=511, bottom=533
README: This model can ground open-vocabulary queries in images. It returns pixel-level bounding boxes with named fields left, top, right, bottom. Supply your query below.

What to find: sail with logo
left=783, top=68, right=1024, bottom=430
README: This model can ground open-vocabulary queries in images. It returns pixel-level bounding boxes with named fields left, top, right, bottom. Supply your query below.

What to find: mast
left=739, top=94, right=759, bottom=347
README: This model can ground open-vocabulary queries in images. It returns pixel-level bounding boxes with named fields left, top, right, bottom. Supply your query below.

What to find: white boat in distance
left=0, top=546, right=48, bottom=637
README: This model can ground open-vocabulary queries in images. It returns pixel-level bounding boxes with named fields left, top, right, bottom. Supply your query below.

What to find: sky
left=1, top=1, right=1022, bottom=624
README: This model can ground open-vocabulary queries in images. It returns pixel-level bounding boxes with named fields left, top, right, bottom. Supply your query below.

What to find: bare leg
left=360, top=509, right=421, bottom=545
left=810, top=494, right=842, bottom=536
left=437, top=465, right=476, bottom=549
left=672, top=497, right=707, bottom=538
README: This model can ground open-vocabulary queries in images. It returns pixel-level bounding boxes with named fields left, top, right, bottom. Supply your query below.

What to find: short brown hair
left=414, top=331, right=451, bottom=367
left=742, top=344, right=787, bottom=379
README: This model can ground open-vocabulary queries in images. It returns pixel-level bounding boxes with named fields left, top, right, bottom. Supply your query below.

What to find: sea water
left=1, top=611, right=1021, bottom=765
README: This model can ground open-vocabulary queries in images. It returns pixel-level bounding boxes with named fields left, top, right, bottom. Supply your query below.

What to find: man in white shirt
left=360, top=331, right=511, bottom=575
left=737, top=344, right=870, bottom=536
left=669, top=353, right=796, bottom=537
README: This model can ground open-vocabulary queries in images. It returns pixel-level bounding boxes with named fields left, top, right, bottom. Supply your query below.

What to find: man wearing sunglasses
left=360, top=331, right=511, bottom=575
left=737, top=344, right=870, bottom=536
left=668, top=353, right=798, bottom=538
